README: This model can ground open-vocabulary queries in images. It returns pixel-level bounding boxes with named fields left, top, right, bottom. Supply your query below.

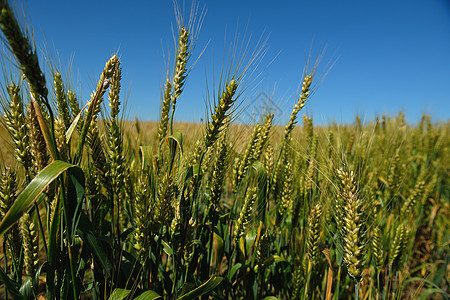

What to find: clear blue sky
left=16, top=0, right=450, bottom=125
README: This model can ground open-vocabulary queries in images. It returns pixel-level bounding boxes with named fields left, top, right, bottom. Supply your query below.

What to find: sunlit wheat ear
left=209, top=135, right=228, bottom=207
left=87, top=126, right=110, bottom=188
left=158, top=78, right=172, bottom=142
left=0, top=167, right=22, bottom=260
left=200, top=143, right=214, bottom=174
left=270, top=74, right=313, bottom=200
left=303, top=114, right=314, bottom=142
left=263, top=143, right=274, bottom=176
left=401, top=179, right=425, bottom=219
left=422, top=173, right=437, bottom=206
left=389, top=223, right=409, bottom=269
left=305, top=134, right=319, bottom=192
left=21, top=212, right=39, bottom=279
left=171, top=27, right=189, bottom=109
left=0, top=167, right=16, bottom=220
left=108, top=59, right=122, bottom=119
left=0, top=1, right=48, bottom=103
left=67, top=90, right=80, bottom=118
left=278, top=162, right=293, bottom=218
left=155, top=173, right=175, bottom=228
left=386, top=149, right=402, bottom=200
left=4, top=82, right=32, bottom=173
left=271, top=147, right=287, bottom=198
left=108, top=123, right=124, bottom=192
left=335, top=167, right=365, bottom=281
left=233, top=123, right=261, bottom=193
left=346, top=132, right=356, bottom=156
left=234, top=186, right=257, bottom=244
left=107, top=59, right=124, bottom=194
left=27, top=102, right=49, bottom=173
left=109, top=118, right=125, bottom=225
left=205, top=79, right=238, bottom=149
left=54, top=117, right=68, bottom=161
left=134, top=177, right=151, bottom=261
left=185, top=139, right=202, bottom=169
left=307, top=203, right=323, bottom=268
left=89, top=54, right=120, bottom=121
left=53, top=72, right=71, bottom=129
left=328, top=131, right=334, bottom=160
left=283, top=74, right=313, bottom=144
left=372, top=224, right=384, bottom=272
left=83, top=57, right=120, bottom=186
left=253, top=113, right=274, bottom=161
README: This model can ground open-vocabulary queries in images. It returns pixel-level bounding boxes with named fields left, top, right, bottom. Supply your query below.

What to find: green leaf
left=77, top=213, right=113, bottom=277
left=0, top=160, right=81, bottom=238
left=167, top=130, right=183, bottom=172
left=403, top=277, right=449, bottom=300
left=213, top=232, right=224, bottom=267
left=65, top=109, right=82, bottom=143
left=133, top=290, right=161, bottom=300
left=139, top=146, right=154, bottom=171
left=177, top=276, right=223, bottom=300
left=0, top=266, right=23, bottom=299
left=228, top=263, right=242, bottom=282
left=162, top=239, right=174, bottom=256
left=263, top=255, right=285, bottom=267
left=68, top=170, right=86, bottom=239
left=19, top=277, right=33, bottom=298
left=417, top=288, right=449, bottom=300
left=108, top=288, right=131, bottom=300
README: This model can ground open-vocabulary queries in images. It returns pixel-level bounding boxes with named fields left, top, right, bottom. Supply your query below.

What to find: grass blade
left=0, top=160, right=81, bottom=238
left=177, top=275, right=223, bottom=300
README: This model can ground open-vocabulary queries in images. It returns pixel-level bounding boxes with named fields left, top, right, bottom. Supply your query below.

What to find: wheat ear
left=54, top=72, right=71, bottom=129
left=335, top=168, right=365, bottom=281
left=307, top=203, right=323, bottom=268
left=0, top=1, right=48, bottom=101
left=204, top=79, right=237, bottom=149
left=234, top=186, right=257, bottom=244
left=4, top=82, right=33, bottom=174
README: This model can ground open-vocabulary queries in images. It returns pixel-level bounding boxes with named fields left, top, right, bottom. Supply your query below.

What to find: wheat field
left=0, top=1, right=449, bottom=299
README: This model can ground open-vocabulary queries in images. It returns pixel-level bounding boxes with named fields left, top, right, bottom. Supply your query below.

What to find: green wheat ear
left=4, top=82, right=33, bottom=174
left=233, top=122, right=261, bottom=193
left=283, top=74, right=313, bottom=144
left=278, top=162, right=293, bottom=219
left=0, top=167, right=22, bottom=258
left=205, top=79, right=238, bottom=149
left=307, top=203, right=323, bottom=268
left=234, top=186, right=257, bottom=244
left=389, top=223, right=409, bottom=269
left=27, top=101, right=49, bottom=173
left=209, top=135, right=228, bottom=207
left=372, top=224, right=384, bottom=271
left=335, top=167, right=365, bottom=281
left=158, top=78, right=172, bottom=142
left=0, top=1, right=48, bottom=102
left=172, top=27, right=190, bottom=108
left=21, top=212, right=39, bottom=280
left=53, top=72, right=71, bottom=129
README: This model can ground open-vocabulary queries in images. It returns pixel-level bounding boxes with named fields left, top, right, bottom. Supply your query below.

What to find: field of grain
left=0, top=1, right=449, bottom=299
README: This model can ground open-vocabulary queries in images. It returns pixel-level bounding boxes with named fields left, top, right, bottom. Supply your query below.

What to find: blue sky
left=14, top=0, right=450, bottom=125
